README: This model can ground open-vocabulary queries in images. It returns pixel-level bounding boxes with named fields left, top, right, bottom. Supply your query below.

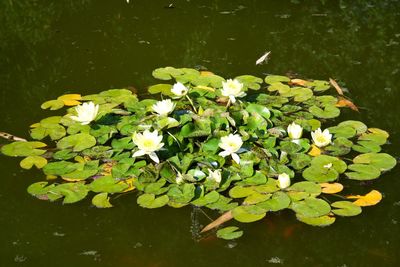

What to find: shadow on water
left=0, top=0, right=399, bottom=266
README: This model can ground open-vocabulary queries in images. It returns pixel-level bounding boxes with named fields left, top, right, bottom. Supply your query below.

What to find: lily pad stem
left=186, top=95, right=197, bottom=113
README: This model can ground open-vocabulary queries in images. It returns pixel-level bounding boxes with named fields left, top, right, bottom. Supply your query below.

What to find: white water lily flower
left=278, top=173, right=291, bottom=189
left=132, top=130, right=164, bottom=163
left=311, top=128, right=332, bottom=148
left=171, top=82, right=188, bottom=97
left=70, top=101, right=99, bottom=125
left=287, top=122, right=303, bottom=140
left=221, top=79, right=246, bottom=103
left=152, top=99, right=175, bottom=116
left=218, top=134, right=243, bottom=164
left=207, top=169, right=222, bottom=183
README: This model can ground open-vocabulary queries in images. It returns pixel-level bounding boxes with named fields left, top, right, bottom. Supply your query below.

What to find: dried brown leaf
left=200, top=210, right=233, bottom=233
left=329, top=78, right=344, bottom=95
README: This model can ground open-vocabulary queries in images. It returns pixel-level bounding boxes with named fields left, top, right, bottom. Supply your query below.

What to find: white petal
left=149, top=152, right=160, bottom=163
left=231, top=153, right=240, bottom=164
left=218, top=151, right=230, bottom=157
left=132, top=150, right=146, bottom=157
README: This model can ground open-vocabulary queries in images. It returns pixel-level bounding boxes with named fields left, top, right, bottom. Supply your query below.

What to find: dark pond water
left=1, top=0, right=400, bottom=266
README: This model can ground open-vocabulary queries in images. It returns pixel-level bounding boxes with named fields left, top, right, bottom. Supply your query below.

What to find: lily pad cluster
left=1, top=67, right=397, bottom=240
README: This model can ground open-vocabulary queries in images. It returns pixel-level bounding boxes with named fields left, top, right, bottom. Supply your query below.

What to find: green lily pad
left=331, top=201, right=362, bottom=217
left=296, top=214, right=336, bottom=226
left=236, top=171, right=267, bottom=186
left=325, top=137, right=353, bottom=156
left=353, top=153, right=397, bottom=171
left=232, top=205, right=266, bottom=223
left=206, top=195, right=238, bottom=211
left=27, top=182, right=54, bottom=197
left=253, top=179, right=280, bottom=194
left=89, top=175, right=129, bottom=193
left=144, top=179, right=169, bottom=195
left=92, top=192, right=113, bottom=208
left=309, top=105, right=340, bottom=119
left=268, top=82, right=291, bottom=94
left=167, top=184, right=195, bottom=205
left=291, top=88, right=314, bottom=102
left=290, top=153, right=312, bottom=170
left=291, top=197, right=331, bottom=218
left=43, top=161, right=78, bottom=176
left=41, top=99, right=65, bottom=110
left=111, top=137, right=134, bottom=150
left=30, top=116, right=66, bottom=141
left=191, top=191, right=220, bottom=206
left=288, top=181, right=321, bottom=196
left=280, top=141, right=302, bottom=155
left=148, top=84, right=174, bottom=96
left=63, top=167, right=99, bottom=181
left=243, top=192, right=271, bottom=205
left=235, top=75, right=263, bottom=90
left=53, top=149, right=77, bottom=160
left=309, top=80, right=330, bottom=92
left=256, top=191, right=291, bottom=212
left=302, top=155, right=347, bottom=182
left=345, top=164, right=381, bottom=180
left=358, top=132, right=388, bottom=146
left=246, top=104, right=271, bottom=119
left=137, top=193, right=169, bottom=209
left=327, top=125, right=356, bottom=139
left=338, top=120, right=368, bottom=134
left=52, top=182, right=89, bottom=204
left=216, top=226, right=244, bottom=240
left=229, top=186, right=255, bottom=198
left=265, top=75, right=290, bottom=84
left=20, top=156, right=47, bottom=169
left=352, top=141, right=382, bottom=153
left=1, top=141, right=47, bottom=157
left=152, top=67, right=183, bottom=80
left=202, top=138, right=220, bottom=153
left=57, top=133, right=96, bottom=152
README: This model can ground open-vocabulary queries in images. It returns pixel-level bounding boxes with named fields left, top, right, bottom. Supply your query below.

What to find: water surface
left=1, top=1, right=399, bottom=266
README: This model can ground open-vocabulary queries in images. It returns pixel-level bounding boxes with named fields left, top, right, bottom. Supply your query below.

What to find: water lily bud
left=287, top=122, right=303, bottom=140
left=278, top=173, right=291, bottom=189
left=311, top=128, right=332, bottom=147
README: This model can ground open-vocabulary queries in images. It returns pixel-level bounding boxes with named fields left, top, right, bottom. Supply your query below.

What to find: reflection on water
left=0, top=0, right=399, bottom=266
